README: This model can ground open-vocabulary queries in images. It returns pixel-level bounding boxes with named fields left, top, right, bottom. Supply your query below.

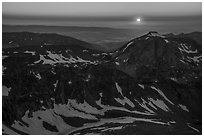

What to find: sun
left=132, top=17, right=142, bottom=25
left=136, top=18, right=141, bottom=22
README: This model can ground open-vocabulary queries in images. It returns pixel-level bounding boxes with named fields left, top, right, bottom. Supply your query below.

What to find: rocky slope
left=2, top=32, right=202, bottom=135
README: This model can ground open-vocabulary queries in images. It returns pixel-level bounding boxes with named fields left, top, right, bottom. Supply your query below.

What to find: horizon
left=2, top=24, right=202, bottom=35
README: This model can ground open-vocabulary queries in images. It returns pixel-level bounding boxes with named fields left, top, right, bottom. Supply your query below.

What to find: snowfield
left=34, top=51, right=99, bottom=65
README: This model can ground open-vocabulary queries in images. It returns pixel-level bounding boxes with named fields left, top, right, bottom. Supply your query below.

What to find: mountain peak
left=146, top=31, right=165, bottom=38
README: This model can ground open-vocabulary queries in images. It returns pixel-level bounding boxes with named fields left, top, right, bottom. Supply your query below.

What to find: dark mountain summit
left=113, top=32, right=201, bottom=81
left=2, top=32, right=202, bottom=135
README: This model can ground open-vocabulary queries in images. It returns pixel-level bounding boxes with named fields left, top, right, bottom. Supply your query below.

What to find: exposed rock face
left=2, top=32, right=202, bottom=135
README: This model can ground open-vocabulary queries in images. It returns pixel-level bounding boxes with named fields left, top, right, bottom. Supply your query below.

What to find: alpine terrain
left=2, top=31, right=202, bottom=135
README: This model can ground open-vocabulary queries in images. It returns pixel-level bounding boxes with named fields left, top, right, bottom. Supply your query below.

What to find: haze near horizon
left=2, top=2, right=202, bottom=34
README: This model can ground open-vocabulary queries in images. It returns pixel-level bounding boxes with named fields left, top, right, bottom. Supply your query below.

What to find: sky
left=2, top=2, right=202, bottom=33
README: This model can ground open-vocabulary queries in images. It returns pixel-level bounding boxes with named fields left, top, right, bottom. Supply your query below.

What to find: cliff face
left=2, top=32, right=202, bottom=135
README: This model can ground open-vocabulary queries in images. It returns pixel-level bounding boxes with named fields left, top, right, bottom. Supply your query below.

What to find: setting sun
left=136, top=18, right=141, bottom=22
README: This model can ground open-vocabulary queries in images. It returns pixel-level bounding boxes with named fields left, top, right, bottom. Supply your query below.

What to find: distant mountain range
left=2, top=31, right=202, bottom=135
left=2, top=25, right=147, bottom=51
left=2, top=25, right=202, bottom=51
left=165, top=32, right=202, bottom=46
left=2, top=32, right=98, bottom=50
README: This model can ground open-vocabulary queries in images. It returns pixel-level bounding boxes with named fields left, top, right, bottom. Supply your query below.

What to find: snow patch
left=82, top=50, right=88, bottom=52
left=92, top=54, right=100, bottom=57
left=115, top=62, right=120, bottom=65
left=164, top=39, right=169, bottom=43
left=68, top=99, right=102, bottom=115
left=138, top=84, right=144, bottom=89
left=96, top=98, right=153, bottom=116
left=168, top=121, right=176, bottom=124
left=187, top=123, right=200, bottom=133
left=122, top=41, right=133, bottom=52
left=68, top=81, right=72, bottom=84
left=24, top=51, right=36, bottom=55
left=35, top=73, right=42, bottom=80
left=150, top=86, right=174, bottom=105
left=145, top=37, right=149, bottom=40
left=147, top=101, right=157, bottom=110
left=54, top=104, right=97, bottom=120
left=84, top=74, right=92, bottom=82
left=99, top=93, right=103, bottom=97
left=123, top=58, right=129, bottom=63
left=149, top=98, right=170, bottom=112
left=100, top=126, right=123, bottom=132
left=2, top=55, right=9, bottom=60
left=8, top=41, right=13, bottom=44
left=12, top=109, right=69, bottom=134
left=53, top=80, right=58, bottom=91
left=66, top=49, right=72, bottom=53
left=101, top=53, right=108, bottom=55
left=2, top=124, right=19, bottom=135
left=187, top=55, right=201, bottom=63
left=170, top=77, right=178, bottom=82
left=179, top=104, right=189, bottom=112
left=44, top=43, right=53, bottom=45
left=115, top=97, right=135, bottom=108
left=147, top=32, right=165, bottom=38
left=115, top=82, right=123, bottom=95
left=2, top=86, right=11, bottom=96
left=178, top=43, right=198, bottom=54
left=135, top=98, right=155, bottom=113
